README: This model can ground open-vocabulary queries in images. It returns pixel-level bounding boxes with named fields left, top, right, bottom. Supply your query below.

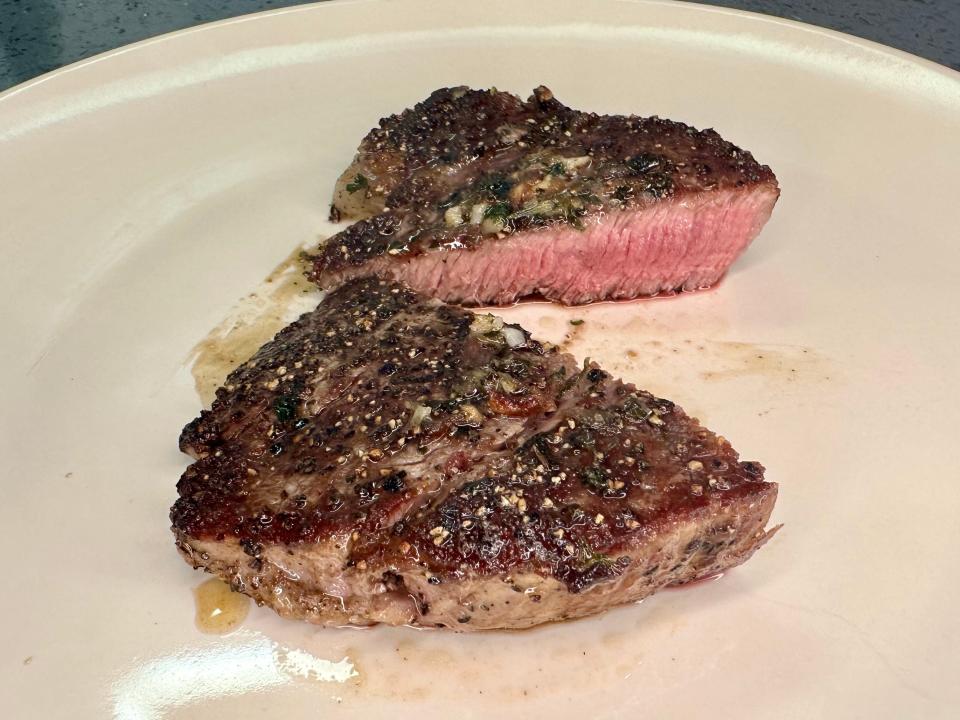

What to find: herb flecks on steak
left=172, top=278, right=779, bottom=630
left=310, top=87, right=779, bottom=306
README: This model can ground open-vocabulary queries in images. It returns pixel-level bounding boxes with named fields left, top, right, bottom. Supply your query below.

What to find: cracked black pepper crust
left=172, top=278, right=774, bottom=593
left=313, top=86, right=778, bottom=276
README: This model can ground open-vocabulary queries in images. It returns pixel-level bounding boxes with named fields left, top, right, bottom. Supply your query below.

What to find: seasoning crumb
left=429, top=526, right=451, bottom=545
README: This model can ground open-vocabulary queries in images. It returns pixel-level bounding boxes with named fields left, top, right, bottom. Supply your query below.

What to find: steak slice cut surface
left=311, top=86, right=779, bottom=305
left=172, top=277, right=779, bottom=630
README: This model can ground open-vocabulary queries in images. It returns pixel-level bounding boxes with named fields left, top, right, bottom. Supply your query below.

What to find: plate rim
left=1, top=0, right=957, bottom=109
left=2, top=0, right=959, bottom=716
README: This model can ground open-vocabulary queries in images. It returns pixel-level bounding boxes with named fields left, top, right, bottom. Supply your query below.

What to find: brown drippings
left=606, top=339, right=828, bottom=424
left=189, top=248, right=322, bottom=406
left=623, top=339, right=827, bottom=384
left=248, top=606, right=672, bottom=706
left=314, top=601, right=659, bottom=703
left=560, top=318, right=587, bottom=348
left=194, top=578, right=250, bottom=634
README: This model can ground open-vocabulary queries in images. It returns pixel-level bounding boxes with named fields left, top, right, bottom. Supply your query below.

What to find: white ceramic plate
left=2, top=1, right=958, bottom=717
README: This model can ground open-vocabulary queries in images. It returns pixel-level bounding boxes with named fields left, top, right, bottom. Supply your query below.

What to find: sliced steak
left=172, top=278, right=779, bottom=630
left=312, top=86, right=779, bottom=305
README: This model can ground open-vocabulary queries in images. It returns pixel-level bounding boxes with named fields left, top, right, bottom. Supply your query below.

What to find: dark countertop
left=0, top=0, right=957, bottom=91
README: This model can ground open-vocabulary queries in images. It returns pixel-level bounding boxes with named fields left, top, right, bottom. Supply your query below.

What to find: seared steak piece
left=172, top=278, right=779, bottom=630
left=312, top=87, right=779, bottom=305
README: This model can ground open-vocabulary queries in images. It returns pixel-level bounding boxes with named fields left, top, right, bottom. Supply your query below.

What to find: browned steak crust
left=312, top=86, right=777, bottom=290
left=172, top=278, right=778, bottom=630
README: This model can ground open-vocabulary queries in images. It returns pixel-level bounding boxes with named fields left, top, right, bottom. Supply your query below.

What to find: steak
left=172, top=278, right=779, bottom=630
left=311, top=87, right=779, bottom=305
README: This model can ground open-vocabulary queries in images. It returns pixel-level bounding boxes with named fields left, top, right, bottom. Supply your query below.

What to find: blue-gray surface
left=0, top=0, right=957, bottom=91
